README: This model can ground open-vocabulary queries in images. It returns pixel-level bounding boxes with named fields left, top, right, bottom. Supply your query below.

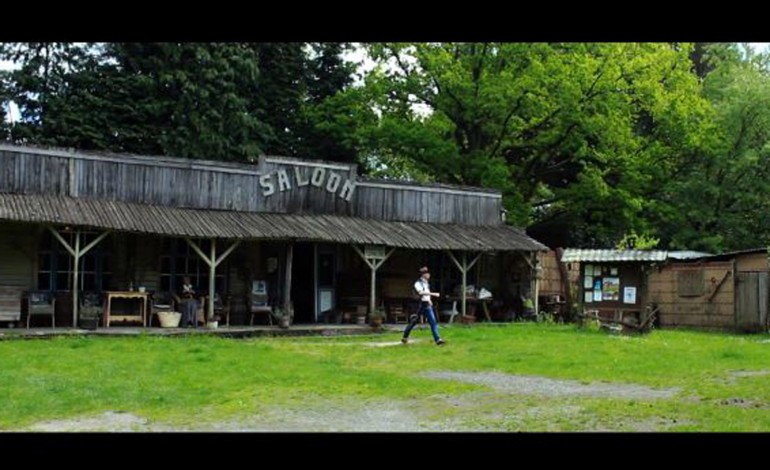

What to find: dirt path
left=19, top=369, right=683, bottom=432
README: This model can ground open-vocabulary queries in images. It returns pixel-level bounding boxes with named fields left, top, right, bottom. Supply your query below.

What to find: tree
left=359, top=43, right=712, bottom=247
left=655, top=44, right=770, bottom=252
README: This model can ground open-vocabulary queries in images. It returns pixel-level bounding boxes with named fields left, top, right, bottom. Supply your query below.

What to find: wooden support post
left=49, top=227, right=109, bottom=327
left=186, top=238, right=242, bottom=322
left=208, top=239, right=216, bottom=321
left=352, top=245, right=395, bottom=318
left=284, top=243, right=293, bottom=322
left=446, top=250, right=482, bottom=322
left=72, top=232, right=80, bottom=327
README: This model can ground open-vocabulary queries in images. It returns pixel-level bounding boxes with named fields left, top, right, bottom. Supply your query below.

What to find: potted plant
left=370, top=308, right=386, bottom=328
left=272, top=308, right=290, bottom=329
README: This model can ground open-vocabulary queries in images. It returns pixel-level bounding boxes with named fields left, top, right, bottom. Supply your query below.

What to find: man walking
left=402, top=266, right=446, bottom=346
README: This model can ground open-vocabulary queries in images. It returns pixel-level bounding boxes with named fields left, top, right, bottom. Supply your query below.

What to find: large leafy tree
left=655, top=44, right=770, bottom=252
left=359, top=43, right=712, bottom=247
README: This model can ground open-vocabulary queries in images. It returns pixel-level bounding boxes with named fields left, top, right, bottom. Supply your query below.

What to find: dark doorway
left=291, top=243, right=315, bottom=323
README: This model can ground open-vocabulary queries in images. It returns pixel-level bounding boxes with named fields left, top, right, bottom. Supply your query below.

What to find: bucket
left=207, top=320, right=218, bottom=329
left=158, top=311, right=181, bottom=328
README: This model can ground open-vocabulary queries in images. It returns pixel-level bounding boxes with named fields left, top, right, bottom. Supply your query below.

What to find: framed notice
left=584, top=264, right=594, bottom=276
left=584, top=276, right=593, bottom=289
left=593, top=290, right=602, bottom=302
left=623, top=287, right=637, bottom=304
left=602, top=277, right=620, bottom=301
left=594, top=266, right=602, bottom=276
left=584, top=291, right=593, bottom=303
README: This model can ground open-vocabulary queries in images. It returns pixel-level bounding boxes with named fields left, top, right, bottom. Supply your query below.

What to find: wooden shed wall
left=735, top=252, right=769, bottom=272
left=646, top=261, right=735, bottom=330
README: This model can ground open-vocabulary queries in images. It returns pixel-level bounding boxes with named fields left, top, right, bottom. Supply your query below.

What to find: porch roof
left=0, top=193, right=547, bottom=252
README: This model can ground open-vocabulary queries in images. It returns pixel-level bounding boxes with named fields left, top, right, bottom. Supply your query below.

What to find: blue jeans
left=403, top=302, right=441, bottom=343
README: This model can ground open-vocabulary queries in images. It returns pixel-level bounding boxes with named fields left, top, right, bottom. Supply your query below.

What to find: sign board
left=364, top=245, right=386, bottom=259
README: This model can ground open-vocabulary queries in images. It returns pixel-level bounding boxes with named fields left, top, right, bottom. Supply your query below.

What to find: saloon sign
left=258, top=165, right=356, bottom=202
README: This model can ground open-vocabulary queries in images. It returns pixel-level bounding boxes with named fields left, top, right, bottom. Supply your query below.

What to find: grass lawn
left=2, top=323, right=770, bottom=431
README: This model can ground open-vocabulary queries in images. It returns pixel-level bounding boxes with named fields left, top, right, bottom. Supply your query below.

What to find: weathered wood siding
left=647, top=261, right=735, bottom=330
left=735, top=252, right=769, bottom=272
left=538, top=250, right=563, bottom=295
left=0, top=147, right=502, bottom=226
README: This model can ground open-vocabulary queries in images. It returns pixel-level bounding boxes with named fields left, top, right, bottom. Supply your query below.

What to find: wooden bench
left=0, top=286, right=24, bottom=327
left=579, top=306, right=658, bottom=334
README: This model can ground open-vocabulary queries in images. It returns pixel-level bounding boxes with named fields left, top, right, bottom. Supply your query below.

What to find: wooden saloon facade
left=0, top=144, right=547, bottom=328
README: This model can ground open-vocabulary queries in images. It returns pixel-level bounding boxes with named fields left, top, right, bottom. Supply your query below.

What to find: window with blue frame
left=37, top=231, right=112, bottom=292
left=158, top=238, right=227, bottom=294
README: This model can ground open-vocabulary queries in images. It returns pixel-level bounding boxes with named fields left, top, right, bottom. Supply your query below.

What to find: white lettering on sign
left=339, top=179, right=355, bottom=202
left=259, top=165, right=356, bottom=202
left=310, top=167, right=326, bottom=187
left=294, top=166, right=309, bottom=187
left=259, top=173, right=275, bottom=197
left=277, top=169, right=291, bottom=192
left=326, top=172, right=341, bottom=193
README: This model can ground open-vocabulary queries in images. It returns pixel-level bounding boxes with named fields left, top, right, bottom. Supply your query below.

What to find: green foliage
left=0, top=42, right=361, bottom=164
left=616, top=231, right=660, bottom=250
left=358, top=43, right=712, bottom=247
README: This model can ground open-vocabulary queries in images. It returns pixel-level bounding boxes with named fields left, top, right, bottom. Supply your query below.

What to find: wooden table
left=103, top=291, right=149, bottom=327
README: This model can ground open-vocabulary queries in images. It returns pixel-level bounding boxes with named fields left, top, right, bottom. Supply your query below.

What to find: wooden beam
left=446, top=250, right=463, bottom=272
left=351, top=245, right=375, bottom=269
left=215, top=240, right=241, bottom=268
left=186, top=238, right=212, bottom=266
left=72, top=232, right=80, bottom=327
left=284, top=243, right=293, bottom=322
left=353, top=246, right=395, bottom=316
left=208, top=239, right=216, bottom=322
left=48, top=227, right=109, bottom=327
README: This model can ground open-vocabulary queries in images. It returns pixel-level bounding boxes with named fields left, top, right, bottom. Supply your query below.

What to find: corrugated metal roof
left=667, top=250, right=714, bottom=260
left=561, top=249, right=716, bottom=263
left=561, top=249, right=669, bottom=262
left=0, top=193, right=547, bottom=252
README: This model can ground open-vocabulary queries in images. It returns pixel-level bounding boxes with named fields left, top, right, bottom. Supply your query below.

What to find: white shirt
left=414, top=278, right=431, bottom=304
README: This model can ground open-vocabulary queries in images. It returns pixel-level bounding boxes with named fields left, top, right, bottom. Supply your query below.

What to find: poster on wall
left=584, top=264, right=594, bottom=276
left=594, top=266, right=602, bottom=276
left=584, top=276, right=593, bottom=289
left=593, top=290, right=602, bottom=302
left=623, top=287, right=637, bottom=304
left=584, top=291, right=593, bottom=303
left=610, top=267, right=618, bottom=275
left=602, top=277, right=620, bottom=301
left=593, top=279, right=602, bottom=291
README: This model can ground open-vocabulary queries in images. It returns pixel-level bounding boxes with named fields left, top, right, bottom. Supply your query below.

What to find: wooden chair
left=79, top=291, right=102, bottom=325
left=248, top=292, right=272, bottom=325
left=212, top=293, right=231, bottom=327
left=388, top=302, right=408, bottom=324
left=26, top=290, right=55, bottom=328
left=149, top=291, right=176, bottom=327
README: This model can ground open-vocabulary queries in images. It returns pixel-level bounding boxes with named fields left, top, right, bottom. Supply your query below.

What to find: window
left=37, top=231, right=112, bottom=292
left=677, top=269, right=704, bottom=297
left=159, top=238, right=227, bottom=294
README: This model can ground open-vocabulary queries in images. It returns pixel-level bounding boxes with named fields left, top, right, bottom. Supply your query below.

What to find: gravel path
left=19, top=369, right=681, bottom=432
left=424, top=371, right=679, bottom=399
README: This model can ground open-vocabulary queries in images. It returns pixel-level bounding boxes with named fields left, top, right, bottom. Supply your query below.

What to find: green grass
left=2, top=324, right=770, bottom=431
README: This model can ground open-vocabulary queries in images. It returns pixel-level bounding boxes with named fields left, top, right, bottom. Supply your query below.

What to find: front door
left=316, top=246, right=336, bottom=322
left=736, top=271, right=769, bottom=333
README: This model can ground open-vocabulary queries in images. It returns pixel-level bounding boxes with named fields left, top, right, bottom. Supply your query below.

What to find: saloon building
left=0, top=144, right=547, bottom=328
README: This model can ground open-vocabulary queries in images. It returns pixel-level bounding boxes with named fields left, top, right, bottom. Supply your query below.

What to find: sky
left=3, top=43, right=770, bottom=124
